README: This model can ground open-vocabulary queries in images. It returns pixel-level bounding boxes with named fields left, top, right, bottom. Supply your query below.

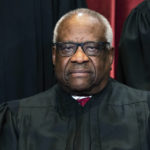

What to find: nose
left=70, top=46, right=89, bottom=63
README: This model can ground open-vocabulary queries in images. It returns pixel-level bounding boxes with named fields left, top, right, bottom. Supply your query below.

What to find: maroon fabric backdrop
left=86, top=0, right=144, bottom=78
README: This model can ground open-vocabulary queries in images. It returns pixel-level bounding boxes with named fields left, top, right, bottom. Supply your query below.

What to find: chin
left=59, top=77, right=95, bottom=94
left=65, top=83, right=93, bottom=95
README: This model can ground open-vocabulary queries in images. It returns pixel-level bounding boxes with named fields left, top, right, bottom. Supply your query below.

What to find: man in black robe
left=0, top=8, right=149, bottom=150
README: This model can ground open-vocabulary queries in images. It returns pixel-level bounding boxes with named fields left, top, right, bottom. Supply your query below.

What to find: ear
left=52, top=46, right=56, bottom=66
left=108, top=47, right=114, bottom=65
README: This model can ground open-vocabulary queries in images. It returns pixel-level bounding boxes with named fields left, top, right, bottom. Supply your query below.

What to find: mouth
left=68, top=70, right=91, bottom=77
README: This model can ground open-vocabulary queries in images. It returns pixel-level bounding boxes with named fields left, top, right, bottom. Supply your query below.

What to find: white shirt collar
left=72, top=95, right=92, bottom=100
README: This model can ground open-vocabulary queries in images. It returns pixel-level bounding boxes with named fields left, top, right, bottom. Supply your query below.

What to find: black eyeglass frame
left=52, top=41, right=110, bottom=57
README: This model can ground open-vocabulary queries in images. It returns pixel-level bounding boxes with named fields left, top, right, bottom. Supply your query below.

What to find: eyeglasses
left=53, top=41, right=110, bottom=57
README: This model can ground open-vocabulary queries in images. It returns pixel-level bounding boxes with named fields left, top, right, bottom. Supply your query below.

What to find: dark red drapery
left=86, top=0, right=144, bottom=78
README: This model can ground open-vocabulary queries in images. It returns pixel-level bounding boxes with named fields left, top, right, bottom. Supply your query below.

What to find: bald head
left=57, top=13, right=107, bottom=44
left=53, top=8, right=113, bottom=46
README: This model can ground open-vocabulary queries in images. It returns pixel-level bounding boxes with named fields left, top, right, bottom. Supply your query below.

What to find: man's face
left=53, top=14, right=113, bottom=95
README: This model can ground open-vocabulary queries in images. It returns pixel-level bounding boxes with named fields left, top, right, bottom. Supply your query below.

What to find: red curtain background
left=86, top=0, right=144, bottom=78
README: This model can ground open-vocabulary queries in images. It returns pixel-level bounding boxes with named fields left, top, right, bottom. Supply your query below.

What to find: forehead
left=57, top=14, right=106, bottom=42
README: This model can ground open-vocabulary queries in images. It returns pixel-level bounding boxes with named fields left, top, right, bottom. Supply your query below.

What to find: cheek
left=55, top=56, right=70, bottom=79
left=94, top=61, right=103, bottom=77
left=91, top=57, right=103, bottom=69
left=92, top=57, right=109, bottom=79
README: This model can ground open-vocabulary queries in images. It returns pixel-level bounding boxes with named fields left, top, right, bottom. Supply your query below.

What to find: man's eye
left=86, top=46, right=98, bottom=52
left=63, top=46, right=74, bottom=51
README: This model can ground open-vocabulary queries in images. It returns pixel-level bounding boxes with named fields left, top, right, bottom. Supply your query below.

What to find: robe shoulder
left=9, top=84, right=59, bottom=110
left=109, top=79, right=150, bottom=106
left=0, top=84, right=61, bottom=126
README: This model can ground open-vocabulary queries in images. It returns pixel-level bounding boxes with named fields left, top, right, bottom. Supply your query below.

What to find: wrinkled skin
left=52, top=13, right=114, bottom=96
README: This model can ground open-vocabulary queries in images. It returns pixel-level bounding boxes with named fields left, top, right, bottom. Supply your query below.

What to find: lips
left=68, top=69, right=91, bottom=77
left=70, top=70, right=90, bottom=73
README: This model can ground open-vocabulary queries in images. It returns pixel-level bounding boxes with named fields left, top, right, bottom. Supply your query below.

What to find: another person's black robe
left=0, top=79, right=150, bottom=150
left=116, top=0, right=150, bottom=91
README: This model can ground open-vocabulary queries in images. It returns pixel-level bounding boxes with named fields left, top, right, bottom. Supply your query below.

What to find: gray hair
left=53, top=8, right=113, bottom=46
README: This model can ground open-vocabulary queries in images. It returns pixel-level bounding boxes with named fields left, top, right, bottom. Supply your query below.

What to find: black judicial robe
left=0, top=79, right=150, bottom=150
